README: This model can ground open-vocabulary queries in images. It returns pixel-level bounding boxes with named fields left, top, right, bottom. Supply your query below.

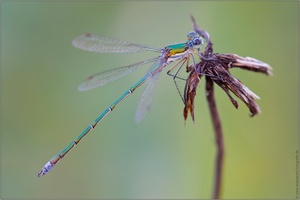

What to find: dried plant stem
left=206, top=77, right=224, bottom=199
left=190, top=15, right=271, bottom=199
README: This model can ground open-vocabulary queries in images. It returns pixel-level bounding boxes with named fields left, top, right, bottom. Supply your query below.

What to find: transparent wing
left=135, top=63, right=163, bottom=122
left=72, top=33, right=161, bottom=54
left=78, top=57, right=159, bottom=91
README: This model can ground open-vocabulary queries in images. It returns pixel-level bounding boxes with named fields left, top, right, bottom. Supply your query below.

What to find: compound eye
left=193, top=37, right=202, bottom=45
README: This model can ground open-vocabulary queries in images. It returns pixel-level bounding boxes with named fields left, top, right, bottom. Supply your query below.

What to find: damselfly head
left=187, top=31, right=203, bottom=48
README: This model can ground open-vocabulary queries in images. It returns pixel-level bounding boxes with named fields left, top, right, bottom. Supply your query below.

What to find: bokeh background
left=2, top=1, right=298, bottom=199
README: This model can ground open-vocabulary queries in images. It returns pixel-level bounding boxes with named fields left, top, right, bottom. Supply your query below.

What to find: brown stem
left=205, top=77, right=224, bottom=199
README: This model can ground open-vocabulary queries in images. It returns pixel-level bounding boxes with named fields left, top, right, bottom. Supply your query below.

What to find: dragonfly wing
left=135, top=61, right=163, bottom=122
left=73, top=34, right=161, bottom=53
left=78, top=57, right=159, bottom=91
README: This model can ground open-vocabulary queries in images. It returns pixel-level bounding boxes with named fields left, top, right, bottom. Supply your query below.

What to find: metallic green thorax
left=165, top=43, right=188, bottom=57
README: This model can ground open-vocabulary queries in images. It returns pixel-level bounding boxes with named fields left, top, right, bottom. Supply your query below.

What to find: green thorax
left=165, top=43, right=188, bottom=57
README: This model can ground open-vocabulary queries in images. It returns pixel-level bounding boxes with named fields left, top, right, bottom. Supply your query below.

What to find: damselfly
left=38, top=31, right=204, bottom=177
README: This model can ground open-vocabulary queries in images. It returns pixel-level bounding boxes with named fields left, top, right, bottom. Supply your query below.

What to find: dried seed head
left=183, top=16, right=272, bottom=121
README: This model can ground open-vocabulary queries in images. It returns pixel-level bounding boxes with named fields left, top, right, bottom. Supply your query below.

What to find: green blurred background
left=2, top=1, right=298, bottom=199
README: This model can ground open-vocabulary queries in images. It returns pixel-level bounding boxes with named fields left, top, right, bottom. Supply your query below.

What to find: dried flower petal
left=183, top=69, right=201, bottom=122
left=215, top=53, right=273, bottom=75
left=204, top=63, right=261, bottom=116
